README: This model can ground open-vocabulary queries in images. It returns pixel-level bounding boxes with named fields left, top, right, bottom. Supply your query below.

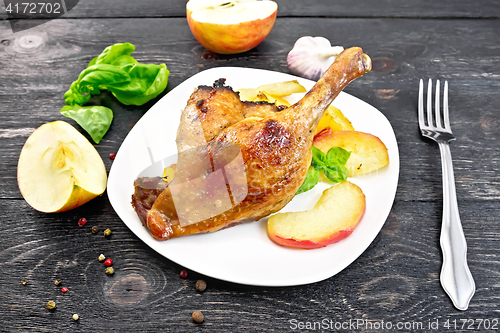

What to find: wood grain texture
left=1, top=199, right=498, bottom=332
left=1, top=18, right=500, bottom=202
left=1, top=0, right=500, bottom=19
left=1, top=3, right=499, bottom=332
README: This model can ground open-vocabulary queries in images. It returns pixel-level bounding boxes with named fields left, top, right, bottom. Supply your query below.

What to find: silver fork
left=418, top=79, right=475, bottom=310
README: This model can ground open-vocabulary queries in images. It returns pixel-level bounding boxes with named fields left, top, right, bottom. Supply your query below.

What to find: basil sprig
left=296, top=146, right=351, bottom=194
left=61, top=43, right=169, bottom=143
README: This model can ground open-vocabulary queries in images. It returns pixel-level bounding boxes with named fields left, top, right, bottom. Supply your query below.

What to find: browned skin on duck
left=142, top=47, right=372, bottom=240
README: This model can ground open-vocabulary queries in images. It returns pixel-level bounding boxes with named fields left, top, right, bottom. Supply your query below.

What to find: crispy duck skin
left=134, top=47, right=372, bottom=240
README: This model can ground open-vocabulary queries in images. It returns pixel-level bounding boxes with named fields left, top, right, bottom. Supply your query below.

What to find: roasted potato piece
left=256, top=80, right=306, bottom=96
left=236, top=80, right=306, bottom=106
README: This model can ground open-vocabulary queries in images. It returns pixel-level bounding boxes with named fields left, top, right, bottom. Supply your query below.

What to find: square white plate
left=107, top=67, right=399, bottom=286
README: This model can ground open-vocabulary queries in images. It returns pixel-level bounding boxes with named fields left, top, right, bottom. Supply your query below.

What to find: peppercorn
left=46, top=301, right=56, bottom=310
left=105, top=267, right=114, bottom=275
left=179, top=270, right=188, bottom=279
left=195, top=280, right=207, bottom=292
left=77, top=217, right=87, bottom=227
left=98, top=254, right=106, bottom=262
left=21, top=280, right=27, bottom=285
left=72, top=314, right=79, bottom=321
left=61, top=287, right=68, bottom=293
left=91, top=225, right=99, bottom=234
left=192, top=310, right=204, bottom=324
left=109, top=153, right=116, bottom=160
left=54, top=279, right=61, bottom=286
left=103, top=258, right=112, bottom=267
left=103, top=228, right=112, bottom=237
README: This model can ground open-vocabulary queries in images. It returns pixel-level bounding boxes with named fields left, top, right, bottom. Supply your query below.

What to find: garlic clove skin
left=287, top=36, right=344, bottom=81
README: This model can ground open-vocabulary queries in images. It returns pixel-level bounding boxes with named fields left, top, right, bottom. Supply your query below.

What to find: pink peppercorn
left=77, top=217, right=87, bottom=227
left=179, top=270, right=188, bottom=279
left=109, top=153, right=116, bottom=160
left=61, top=287, right=68, bottom=293
left=103, top=259, right=113, bottom=267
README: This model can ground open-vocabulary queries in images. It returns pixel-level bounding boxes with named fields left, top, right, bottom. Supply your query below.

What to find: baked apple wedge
left=267, top=181, right=366, bottom=249
left=313, top=130, right=389, bottom=177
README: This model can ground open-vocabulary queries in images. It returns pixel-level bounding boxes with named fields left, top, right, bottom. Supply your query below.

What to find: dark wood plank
left=1, top=13, right=499, bottom=332
left=1, top=17, right=499, bottom=202
left=1, top=0, right=500, bottom=19
left=0, top=198, right=497, bottom=332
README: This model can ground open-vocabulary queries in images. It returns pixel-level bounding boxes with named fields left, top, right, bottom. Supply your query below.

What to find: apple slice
left=186, top=0, right=278, bottom=54
left=314, top=105, right=354, bottom=135
left=17, top=121, right=107, bottom=213
left=313, top=130, right=389, bottom=177
left=267, top=181, right=366, bottom=249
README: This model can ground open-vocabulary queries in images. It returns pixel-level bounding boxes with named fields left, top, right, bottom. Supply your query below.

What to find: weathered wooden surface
left=1, top=0, right=500, bottom=19
left=1, top=1, right=499, bottom=332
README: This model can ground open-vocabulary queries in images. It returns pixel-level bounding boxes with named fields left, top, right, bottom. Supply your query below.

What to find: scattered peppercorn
left=91, top=225, right=99, bottom=234
left=21, top=280, right=27, bottom=285
left=105, top=267, right=114, bottom=275
left=179, top=270, right=188, bottom=279
left=54, top=279, right=62, bottom=286
left=103, top=258, right=112, bottom=267
left=195, top=280, right=207, bottom=292
left=103, top=228, right=112, bottom=237
left=78, top=217, right=87, bottom=227
left=192, top=310, right=204, bottom=324
left=61, top=287, right=68, bottom=293
left=109, top=153, right=116, bottom=160
left=98, top=254, right=106, bottom=262
left=72, top=314, right=79, bottom=321
left=46, top=301, right=56, bottom=310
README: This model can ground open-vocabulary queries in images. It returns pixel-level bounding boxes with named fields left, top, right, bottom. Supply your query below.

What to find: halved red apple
left=267, top=181, right=366, bottom=249
left=186, top=0, right=278, bottom=54
left=17, top=121, right=107, bottom=213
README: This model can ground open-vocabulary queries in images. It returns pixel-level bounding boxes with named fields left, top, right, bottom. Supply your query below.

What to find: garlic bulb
left=287, top=36, right=344, bottom=81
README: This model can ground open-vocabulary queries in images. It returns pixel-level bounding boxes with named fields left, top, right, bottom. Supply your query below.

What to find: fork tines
left=418, top=79, right=454, bottom=141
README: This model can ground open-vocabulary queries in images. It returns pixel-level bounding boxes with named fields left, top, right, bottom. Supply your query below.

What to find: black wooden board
left=1, top=3, right=499, bottom=332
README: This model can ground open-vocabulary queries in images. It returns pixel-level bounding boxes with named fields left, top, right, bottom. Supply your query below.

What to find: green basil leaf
left=60, top=105, right=113, bottom=144
left=94, top=42, right=135, bottom=66
left=326, top=146, right=351, bottom=166
left=111, top=54, right=138, bottom=68
left=296, top=167, right=320, bottom=195
left=63, top=64, right=131, bottom=106
left=110, top=63, right=169, bottom=106
left=324, top=165, right=348, bottom=183
left=61, top=42, right=169, bottom=144
left=78, top=64, right=131, bottom=92
left=63, top=81, right=91, bottom=106
left=298, top=146, right=351, bottom=193
left=311, top=145, right=326, bottom=168
left=87, top=56, right=98, bottom=68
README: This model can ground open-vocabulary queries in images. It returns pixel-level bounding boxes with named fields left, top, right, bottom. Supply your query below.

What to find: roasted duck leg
left=132, top=47, right=372, bottom=240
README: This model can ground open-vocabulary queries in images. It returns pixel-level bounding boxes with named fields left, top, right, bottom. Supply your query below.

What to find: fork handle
left=438, top=142, right=475, bottom=310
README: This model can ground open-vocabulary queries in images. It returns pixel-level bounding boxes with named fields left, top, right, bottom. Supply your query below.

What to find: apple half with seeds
left=17, top=121, right=107, bottom=213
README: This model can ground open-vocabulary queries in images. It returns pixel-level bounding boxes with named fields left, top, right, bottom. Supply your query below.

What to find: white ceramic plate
left=107, top=67, right=399, bottom=287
